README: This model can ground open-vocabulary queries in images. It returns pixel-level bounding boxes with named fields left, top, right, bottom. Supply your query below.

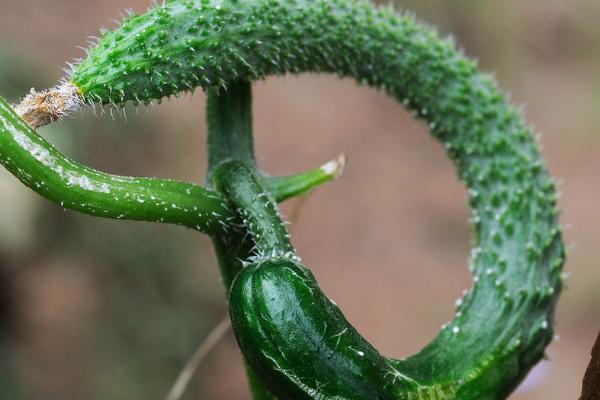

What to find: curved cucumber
left=70, top=0, right=565, bottom=399
left=0, top=96, right=231, bottom=234
left=230, top=258, right=450, bottom=400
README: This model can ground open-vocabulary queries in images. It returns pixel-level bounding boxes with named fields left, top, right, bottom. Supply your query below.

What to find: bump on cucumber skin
left=74, top=0, right=566, bottom=397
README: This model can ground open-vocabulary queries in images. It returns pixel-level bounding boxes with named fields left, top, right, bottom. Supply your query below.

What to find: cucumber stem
left=204, top=81, right=277, bottom=400
left=206, top=81, right=255, bottom=181
left=264, top=154, right=346, bottom=203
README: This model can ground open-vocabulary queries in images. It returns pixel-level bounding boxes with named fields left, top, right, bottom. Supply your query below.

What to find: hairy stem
left=206, top=81, right=255, bottom=179
left=213, top=161, right=295, bottom=258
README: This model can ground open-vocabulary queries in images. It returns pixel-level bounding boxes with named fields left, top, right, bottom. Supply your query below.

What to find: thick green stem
left=205, top=80, right=257, bottom=286
left=213, top=161, right=295, bottom=258
left=205, top=81, right=276, bottom=400
left=206, top=81, right=255, bottom=179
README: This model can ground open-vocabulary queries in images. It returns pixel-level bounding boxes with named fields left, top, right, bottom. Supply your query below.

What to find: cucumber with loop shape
left=4, top=0, right=567, bottom=398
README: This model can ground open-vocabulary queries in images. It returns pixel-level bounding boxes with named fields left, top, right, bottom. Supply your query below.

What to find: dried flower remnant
left=14, top=82, right=81, bottom=129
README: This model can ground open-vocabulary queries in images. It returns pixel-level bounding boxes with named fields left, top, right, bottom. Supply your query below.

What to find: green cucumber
left=0, top=95, right=232, bottom=234
left=61, top=0, right=567, bottom=398
left=1, top=89, right=333, bottom=233
left=229, top=258, right=445, bottom=400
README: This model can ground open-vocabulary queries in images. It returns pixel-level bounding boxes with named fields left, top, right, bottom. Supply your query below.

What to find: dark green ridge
left=0, top=96, right=232, bottom=234
left=71, top=0, right=566, bottom=398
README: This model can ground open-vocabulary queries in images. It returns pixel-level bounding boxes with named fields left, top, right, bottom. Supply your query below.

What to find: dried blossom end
left=14, top=82, right=82, bottom=129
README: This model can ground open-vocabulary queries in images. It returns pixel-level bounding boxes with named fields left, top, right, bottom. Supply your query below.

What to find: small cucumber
left=229, top=258, right=453, bottom=400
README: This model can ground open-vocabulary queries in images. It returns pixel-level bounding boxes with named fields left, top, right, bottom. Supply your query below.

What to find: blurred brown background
left=0, top=0, right=599, bottom=399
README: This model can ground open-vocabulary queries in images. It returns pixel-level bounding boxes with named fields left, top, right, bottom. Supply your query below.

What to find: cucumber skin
left=72, top=0, right=566, bottom=398
left=229, top=255, right=559, bottom=400
left=229, top=258, right=403, bottom=400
